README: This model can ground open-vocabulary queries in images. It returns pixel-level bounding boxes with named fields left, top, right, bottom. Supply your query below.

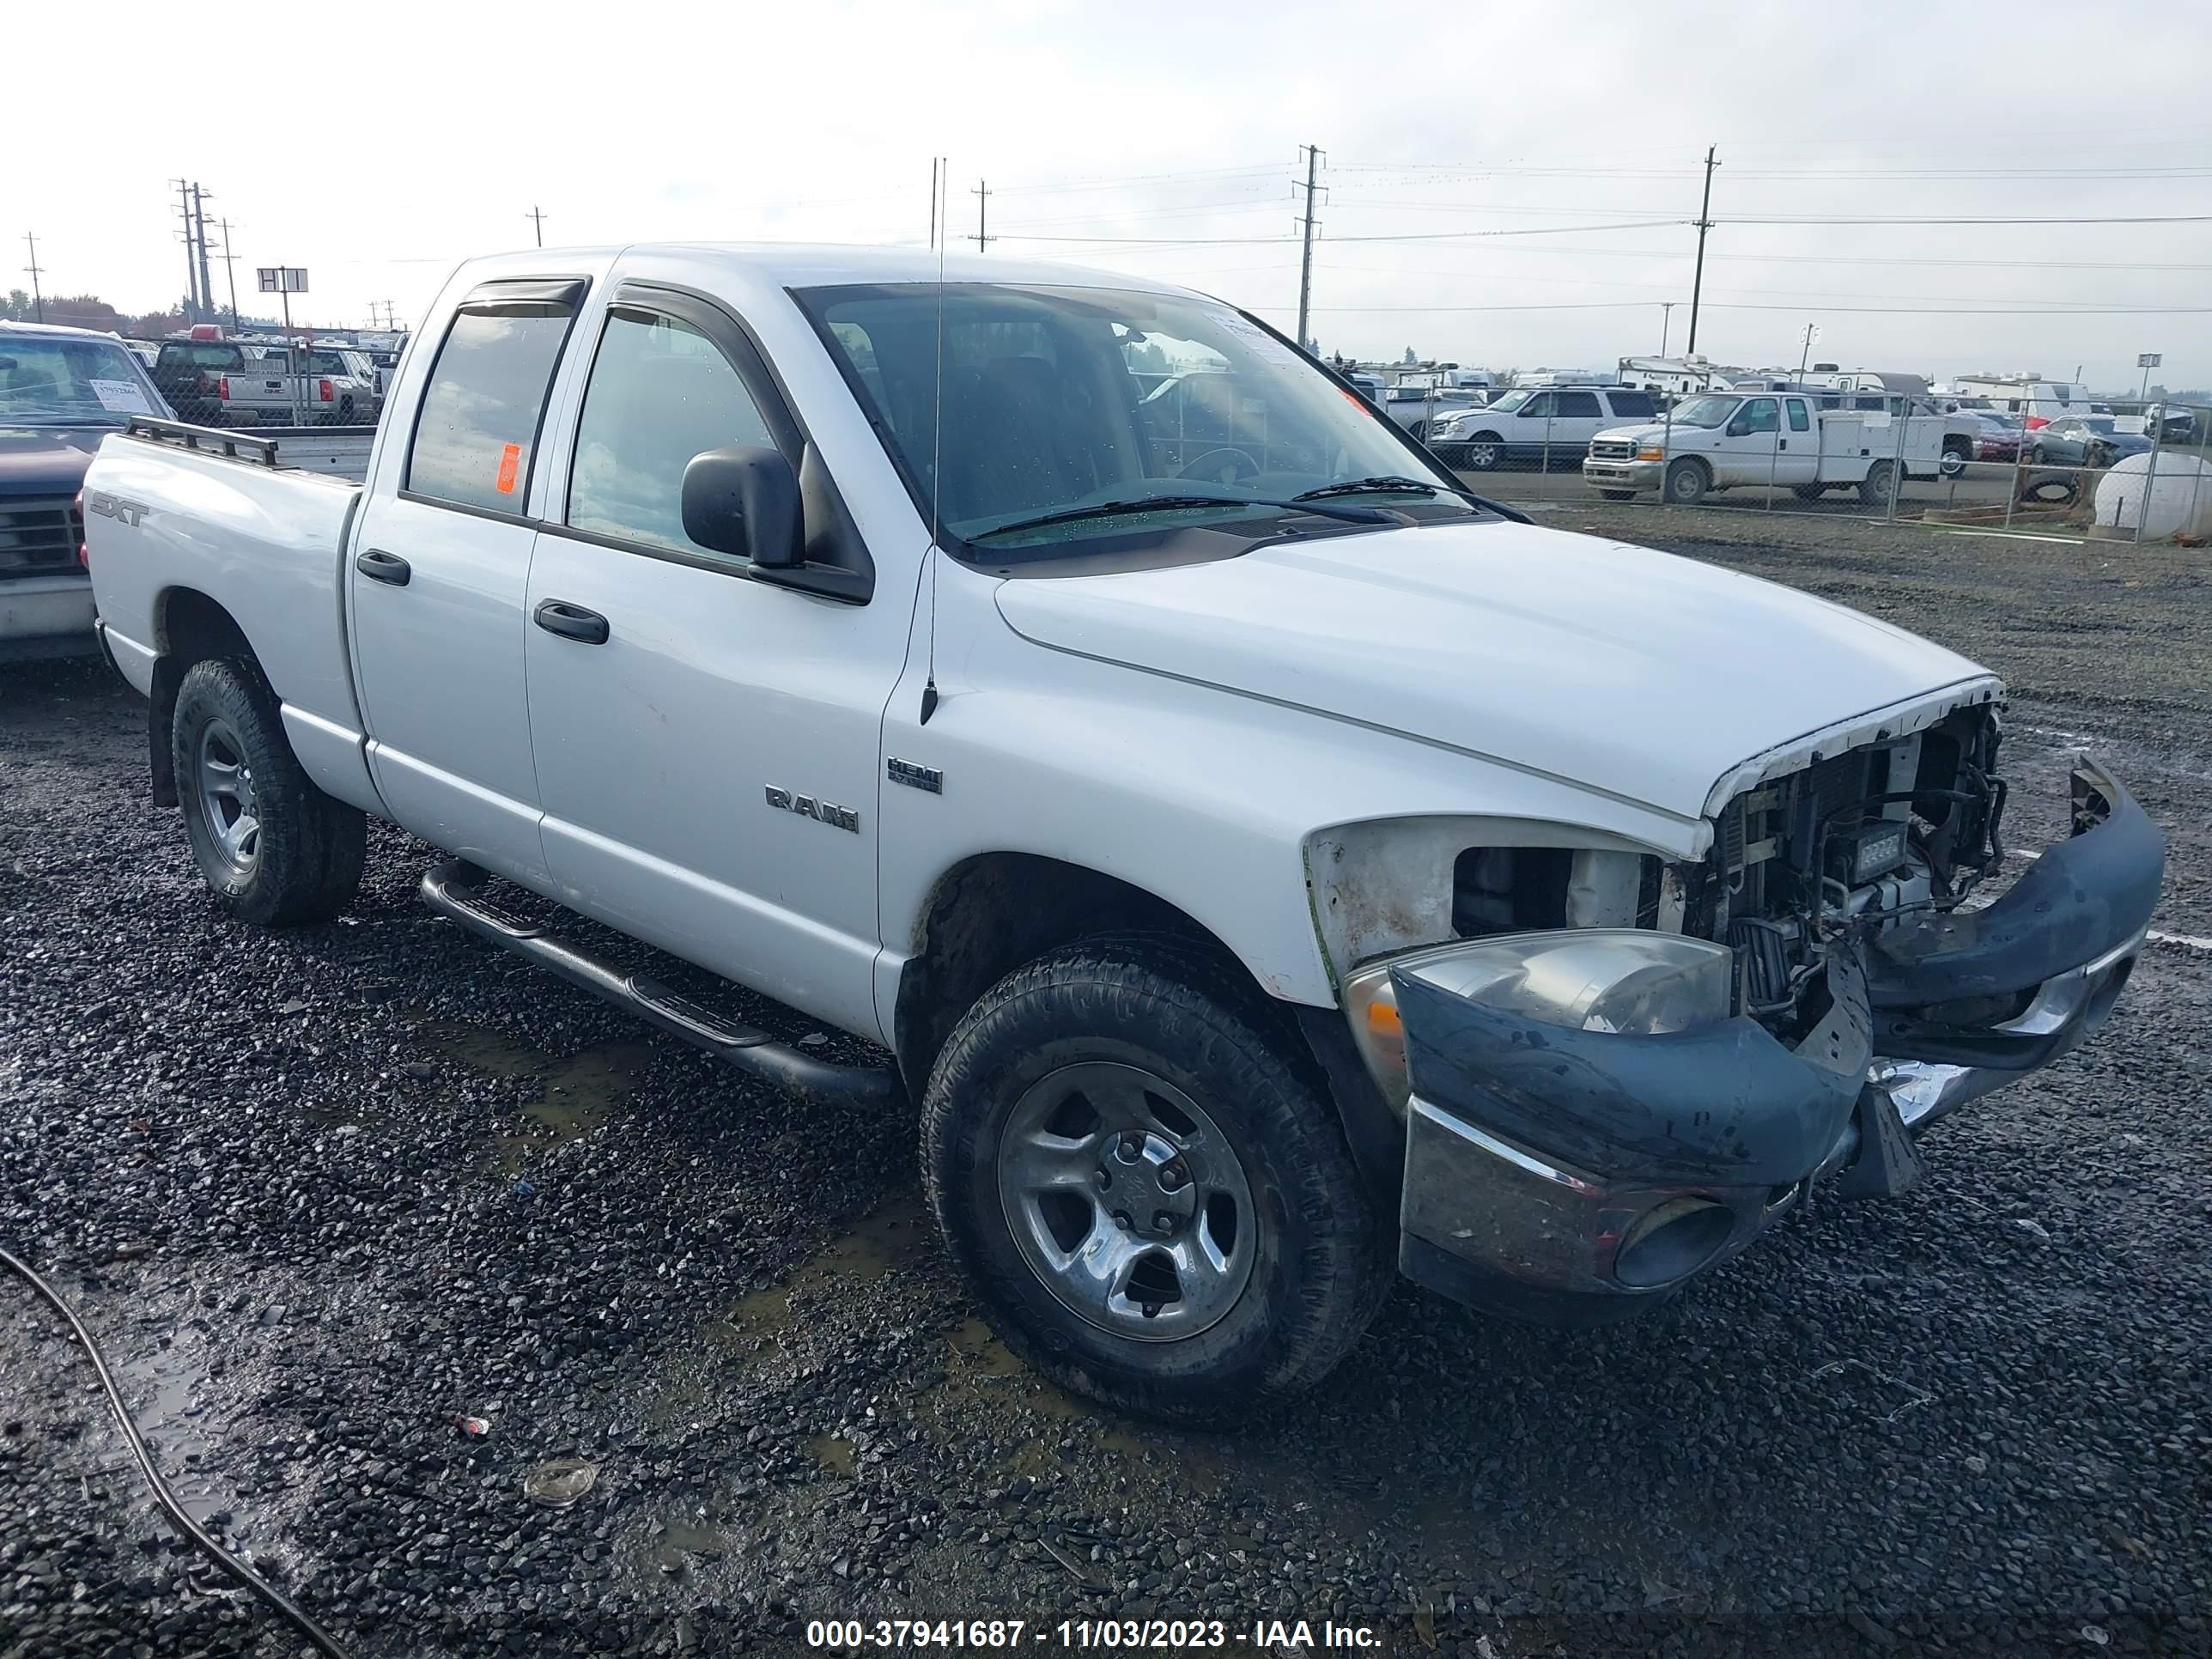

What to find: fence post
left=2002, top=406, right=2027, bottom=530
left=1763, top=396, right=1782, bottom=513
left=1885, top=394, right=1908, bottom=524
left=1658, top=393, right=1675, bottom=511
left=2181, top=402, right=2208, bottom=541
left=2135, top=406, right=2166, bottom=544
left=1542, top=398, right=1553, bottom=486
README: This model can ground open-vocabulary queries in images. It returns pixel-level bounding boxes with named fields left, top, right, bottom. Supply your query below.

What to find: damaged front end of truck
left=1319, top=702, right=2164, bottom=1325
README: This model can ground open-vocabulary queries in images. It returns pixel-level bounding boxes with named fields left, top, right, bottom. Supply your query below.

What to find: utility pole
left=173, top=179, right=201, bottom=320
left=1660, top=301, right=1675, bottom=356
left=928, top=158, right=939, bottom=250
left=215, top=217, right=241, bottom=329
left=1294, top=144, right=1323, bottom=356
left=1686, top=145, right=1717, bottom=356
left=22, top=233, right=44, bottom=324
left=971, top=181, right=991, bottom=250
left=191, top=185, right=216, bottom=326
left=526, top=205, right=547, bottom=247
left=1796, top=321, right=1820, bottom=382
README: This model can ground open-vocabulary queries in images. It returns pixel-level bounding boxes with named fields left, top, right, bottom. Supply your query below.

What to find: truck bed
left=86, top=419, right=374, bottom=803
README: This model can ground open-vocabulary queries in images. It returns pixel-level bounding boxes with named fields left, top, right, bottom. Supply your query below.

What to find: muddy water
left=404, top=1011, right=659, bottom=1172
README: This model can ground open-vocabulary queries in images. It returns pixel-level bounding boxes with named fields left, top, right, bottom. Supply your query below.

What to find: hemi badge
left=888, top=758, right=942, bottom=795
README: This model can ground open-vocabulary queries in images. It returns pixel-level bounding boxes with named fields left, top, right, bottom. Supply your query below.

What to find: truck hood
left=993, top=518, right=1993, bottom=824
left=0, top=426, right=110, bottom=495
left=1594, top=422, right=1686, bottom=447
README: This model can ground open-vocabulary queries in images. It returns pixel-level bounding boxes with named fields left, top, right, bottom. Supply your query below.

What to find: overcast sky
left=13, top=1, right=2210, bottom=388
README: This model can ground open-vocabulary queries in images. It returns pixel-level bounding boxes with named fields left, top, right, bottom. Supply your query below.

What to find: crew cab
left=82, top=246, right=2163, bottom=1418
left=1431, top=385, right=1661, bottom=471
left=1583, top=390, right=1957, bottom=505
left=1, top=319, right=170, bottom=661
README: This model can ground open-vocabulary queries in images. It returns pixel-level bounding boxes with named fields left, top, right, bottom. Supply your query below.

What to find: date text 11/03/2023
left=804, top=1618, right=1382, bottom=1650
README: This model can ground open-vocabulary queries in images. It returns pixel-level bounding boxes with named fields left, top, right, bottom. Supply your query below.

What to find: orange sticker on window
left=495, top=442, right=522, bottom=495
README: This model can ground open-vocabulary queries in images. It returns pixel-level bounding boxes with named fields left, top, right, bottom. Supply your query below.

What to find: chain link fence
left=1431, top=389, right=2212, bottom=546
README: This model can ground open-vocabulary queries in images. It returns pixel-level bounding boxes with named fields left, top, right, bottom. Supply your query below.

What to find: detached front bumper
left=1391, top=758, right=2164, bottom=1326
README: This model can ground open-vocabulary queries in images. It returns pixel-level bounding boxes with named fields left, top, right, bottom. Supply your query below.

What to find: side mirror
left=681, top=445, right=803, bottom=568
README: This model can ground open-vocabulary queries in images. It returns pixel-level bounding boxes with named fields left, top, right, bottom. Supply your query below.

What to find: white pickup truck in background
left=82, top=244, right=2162, bottom=1418
left=1583, top=389, right=1966, bottom=505
left=217, top=344, right=380, bottom=427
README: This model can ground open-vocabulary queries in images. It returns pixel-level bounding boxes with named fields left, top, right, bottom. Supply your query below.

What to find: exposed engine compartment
left=1443, top=706, right=2010, bottom=1042
left=1686, top=705, right=2008, bottom=1038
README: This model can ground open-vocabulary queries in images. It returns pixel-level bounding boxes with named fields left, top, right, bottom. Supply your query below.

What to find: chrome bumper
left=1581, top=459, right=1661, bottom=490
left=0, top=574, right=98, bottom=661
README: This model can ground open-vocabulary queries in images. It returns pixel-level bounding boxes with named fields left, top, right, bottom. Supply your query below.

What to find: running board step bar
left=419, top=860, right=898, bottom=1107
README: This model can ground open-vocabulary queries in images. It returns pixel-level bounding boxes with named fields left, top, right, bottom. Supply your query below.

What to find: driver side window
left=1729, top=398, right=1779, bottom=436
left=567, top=308, right=777, bottom=561
left=1517, top=392, right=1555, bottom=419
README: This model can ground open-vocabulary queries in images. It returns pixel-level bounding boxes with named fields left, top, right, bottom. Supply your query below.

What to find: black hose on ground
left=0, top=1243, right=356, bottom=1659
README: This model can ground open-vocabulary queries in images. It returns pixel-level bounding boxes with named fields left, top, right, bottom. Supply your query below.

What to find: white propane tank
left=2094, top=452, right=2212, bottom=539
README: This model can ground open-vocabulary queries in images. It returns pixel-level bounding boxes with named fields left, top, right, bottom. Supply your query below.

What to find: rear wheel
left=922, top=934, right=1387, bottom=1420
left=1663, top=458, right=1709, bottom=505
left=1939, top=439, right=1970, bottom=479
left=1858, top=459, right=1898, bottom=507
left=172, top=658, right=366, bottom=926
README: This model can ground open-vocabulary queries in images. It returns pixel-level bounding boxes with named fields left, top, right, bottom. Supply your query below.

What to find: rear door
left=1550, top=388, right=1609, bottom=457
left=520, top=279, right=897, bottom=1037
left=348, top=276, right=586, bottom=885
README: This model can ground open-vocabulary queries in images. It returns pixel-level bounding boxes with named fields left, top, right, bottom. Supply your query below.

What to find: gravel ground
left=3, top=508, right=2208, bottom=1659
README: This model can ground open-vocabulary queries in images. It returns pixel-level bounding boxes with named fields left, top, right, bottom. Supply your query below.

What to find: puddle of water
left=405, top=1011, right=657, bottom=1172
left=710, top=1195, right=933, bottom=1346
left=806, top=1434, right=855, bottom=1475
left=653, top=1517, right=730, bottom=1569
left=114, top=1329, right=226, bottom=1523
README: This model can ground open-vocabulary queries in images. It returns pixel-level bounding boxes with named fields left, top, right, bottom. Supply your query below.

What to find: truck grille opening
left=1589, top=439, right=1636, bottom=461
left=0, top=496, right=84, bottom=581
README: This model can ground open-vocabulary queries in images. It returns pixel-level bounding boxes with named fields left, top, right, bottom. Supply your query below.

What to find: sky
left=11, top=0, right=2211, bottom=391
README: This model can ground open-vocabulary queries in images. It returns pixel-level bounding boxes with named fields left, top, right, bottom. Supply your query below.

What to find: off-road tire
left=172, top=657, right=366, bottom=927
left=922, top=933, right=1389, bottom=1421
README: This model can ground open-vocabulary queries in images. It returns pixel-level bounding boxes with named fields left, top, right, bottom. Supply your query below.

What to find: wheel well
left=148, top=588, right=258, bottom=806
left=893, top=854, right=1220, bottom=1093
left=1669, top=453, right=1711, bottom=477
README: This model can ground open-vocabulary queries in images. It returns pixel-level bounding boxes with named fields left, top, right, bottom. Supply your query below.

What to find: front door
left=1710, top=394, right=1783, bottom=485
left=520, top=283, right=898, bottom=1039
left=349, top=278, right=586, bottom=884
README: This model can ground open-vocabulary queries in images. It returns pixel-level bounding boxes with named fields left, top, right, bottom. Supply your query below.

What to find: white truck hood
left=993, top=519, right=1994, bottom=824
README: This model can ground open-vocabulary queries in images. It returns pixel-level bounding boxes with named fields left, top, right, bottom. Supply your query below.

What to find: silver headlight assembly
left=1345, top=931, right=1735, bottom=1115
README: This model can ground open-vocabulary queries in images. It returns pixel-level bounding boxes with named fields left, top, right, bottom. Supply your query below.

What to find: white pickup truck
left=1582, top=390, right=1968, bottom=505
left=82, top=245, right=2162, bottom=1418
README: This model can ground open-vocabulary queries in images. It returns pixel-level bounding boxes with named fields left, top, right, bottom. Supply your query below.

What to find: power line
left=991, top=217, right=1687, bottom=246
left=1309, top=300, right=2212, bottom=315
left=1718, top=212, right=2212, bottom=226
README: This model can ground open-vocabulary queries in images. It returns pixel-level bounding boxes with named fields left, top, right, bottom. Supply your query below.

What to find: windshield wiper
left=1293, top=475, right=1444, bottom=501
left=1295, top=472, right=1529, bottom=525
left=969, top=492, right=1385, bottom=543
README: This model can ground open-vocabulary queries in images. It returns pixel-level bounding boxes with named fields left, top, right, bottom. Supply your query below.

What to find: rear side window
left=1604, top=391, right=1656, bottom=419
left=405, top=284, right=580, bottom=513
left=1787, top=399, right=1811, bottom=431
left=1555, top=390, right=1602, bottom=418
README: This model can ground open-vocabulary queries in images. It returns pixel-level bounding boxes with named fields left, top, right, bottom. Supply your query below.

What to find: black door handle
left=534, top=599, right=610, bottom=645
left=356, top=548, right=410, bottom=586
left=1778, top=439, right=1789, bottom=450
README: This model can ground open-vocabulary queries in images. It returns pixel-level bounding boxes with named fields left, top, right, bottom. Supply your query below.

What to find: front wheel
left=1939, top=441, right=1970, bottom=478
left=1663, top=458, right=1709, bottom=505
left=172, top=658, right=366, bottom=926
left=1461, top=434, right=1503, bottom=471
left=922, top=934, right=1387, bottom=1420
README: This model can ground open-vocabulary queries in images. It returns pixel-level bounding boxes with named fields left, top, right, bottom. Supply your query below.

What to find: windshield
left=2081, top=417, right=2118, bottom=434
left=1484, top=390, right=1532, bottom=414
left=1664, top=396, right=1740, bottom=429
left=799, top=283, right=1468, bottom=554
left=0, top=336, right=163, bottom=425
